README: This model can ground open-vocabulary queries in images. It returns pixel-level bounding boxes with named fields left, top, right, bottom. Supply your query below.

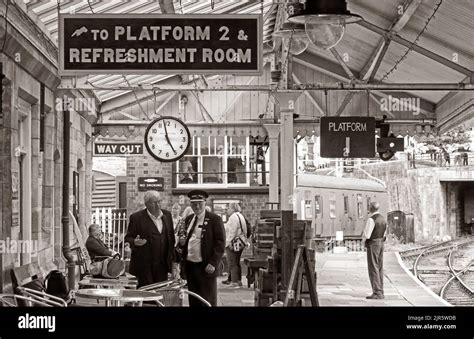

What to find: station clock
left=144, top=116, right=191, bottom=162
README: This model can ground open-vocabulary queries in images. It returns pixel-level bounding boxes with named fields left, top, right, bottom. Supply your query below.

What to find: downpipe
left=61, top=107, right=76, bottom=290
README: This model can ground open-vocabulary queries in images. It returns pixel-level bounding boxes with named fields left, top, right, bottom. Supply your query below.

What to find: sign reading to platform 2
left=320, top=117, right=375, bottom=158
left=138, top=177, right=164, bottom=192
left=94, top=143, right=143, bottom=155
left=59, top=14, right=262, bottom=75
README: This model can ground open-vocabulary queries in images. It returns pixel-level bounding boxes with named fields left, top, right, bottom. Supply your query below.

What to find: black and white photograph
left=0, top=0, right=472, bottom=336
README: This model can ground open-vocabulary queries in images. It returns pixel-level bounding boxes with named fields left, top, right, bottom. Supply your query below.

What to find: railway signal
left=376, top=115, right=404, bottom=161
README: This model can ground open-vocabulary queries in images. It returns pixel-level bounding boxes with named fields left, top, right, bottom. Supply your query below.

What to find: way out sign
left=59, top=14, right=262, bottom=75
left=94, top=143, right=143, bottom=156
left=320, top=117, right=375, bottom=158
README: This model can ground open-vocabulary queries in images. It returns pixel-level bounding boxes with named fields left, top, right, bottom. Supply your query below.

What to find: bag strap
left=236, top=213, right=247, bottom=238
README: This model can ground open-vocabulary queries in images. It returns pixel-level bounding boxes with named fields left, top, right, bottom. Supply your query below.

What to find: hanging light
left=273, top=22, right=309, bottom=56
left=288, top=0, right=362, bottom=50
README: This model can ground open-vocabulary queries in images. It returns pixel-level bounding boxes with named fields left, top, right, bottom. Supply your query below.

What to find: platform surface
left=314, top=251, right=450, bottom=307
left=77, top=252, right=451, bottom=307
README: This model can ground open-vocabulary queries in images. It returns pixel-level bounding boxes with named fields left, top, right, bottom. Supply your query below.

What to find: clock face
left=144, top=116, right=191, bottom=162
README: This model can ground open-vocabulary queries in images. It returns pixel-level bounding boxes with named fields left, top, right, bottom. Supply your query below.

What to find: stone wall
left=348, top=160, right=462, bottom=242
left=0, top=53, right=93, bottom=293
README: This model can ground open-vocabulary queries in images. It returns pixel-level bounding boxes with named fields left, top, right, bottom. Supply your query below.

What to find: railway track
left=399, top=237, right=474, bottom=306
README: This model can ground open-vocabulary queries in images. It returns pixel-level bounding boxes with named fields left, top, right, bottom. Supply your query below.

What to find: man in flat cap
left=179, top=190, right=225, bottom=306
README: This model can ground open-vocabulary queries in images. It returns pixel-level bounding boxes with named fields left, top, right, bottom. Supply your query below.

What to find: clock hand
left=163, top=120, right=177, bottom=153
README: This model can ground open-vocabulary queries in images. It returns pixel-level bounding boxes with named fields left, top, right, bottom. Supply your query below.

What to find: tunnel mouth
left=460, top=182, right=474, bottom=236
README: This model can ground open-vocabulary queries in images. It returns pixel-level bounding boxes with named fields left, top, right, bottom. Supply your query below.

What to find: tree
left=415, top=127, right=471, bottom=149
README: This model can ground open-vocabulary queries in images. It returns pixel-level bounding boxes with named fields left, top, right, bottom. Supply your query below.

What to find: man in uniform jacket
left=362, top=201, right=387, bottom=299
left=125, top=191, right=175, bottom=288
left=178, top=190, right=225, bottom=306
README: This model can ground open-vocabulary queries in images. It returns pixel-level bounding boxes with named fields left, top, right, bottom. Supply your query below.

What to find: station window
left=329, top=194, right=336, bottom=219
left=344, top=195, right=349, bottom=215
left=357, top=194, right=363, bottom=219
left=314, top=195, right=322, bottom=215
left=175, top=135, right=268, bottom=188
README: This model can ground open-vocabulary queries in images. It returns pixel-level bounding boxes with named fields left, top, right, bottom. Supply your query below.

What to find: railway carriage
left=295, top=174, right=388, bottom=239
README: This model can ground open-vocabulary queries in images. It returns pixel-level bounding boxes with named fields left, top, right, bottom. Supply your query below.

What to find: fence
left=91, top=208, right=129, bottom=259
left=413, top=152, right=473, bottom=168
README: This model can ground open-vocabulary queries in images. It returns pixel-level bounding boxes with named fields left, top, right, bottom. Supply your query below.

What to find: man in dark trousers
left=85, top=224, right=117, bottom=260
left=362, top=202, right=387, bottom=299
left=178, top=190, right=225, bottom=306
left=125, top=191, right=175, bottom=288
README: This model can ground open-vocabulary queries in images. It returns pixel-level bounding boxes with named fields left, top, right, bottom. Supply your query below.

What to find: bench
left=11, top=262, right=75, bottom=305
left=10, top=262, right=45, bottom=294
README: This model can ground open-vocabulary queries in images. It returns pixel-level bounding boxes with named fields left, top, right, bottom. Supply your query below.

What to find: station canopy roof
left=24, top=0, right=473, bottom=120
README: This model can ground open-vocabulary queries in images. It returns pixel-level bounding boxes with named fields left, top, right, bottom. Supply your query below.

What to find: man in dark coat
left=125, top=191, right=175, bottom=288
left=85, top=224, right=117, bottom=261
left=178, top=190, right=225, bottom=306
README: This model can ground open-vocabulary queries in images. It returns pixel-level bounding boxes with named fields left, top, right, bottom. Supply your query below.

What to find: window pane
left=305, top=199, right=312, bottom=219
left=201, top=136, right=225, bottom=156
left=178, top=156, right=198, bottom=184
left=228, top=156, right=246, bottom=184
left=357, top=194, right=363, bottom=219
left=202, top=156, right=223, bottom=183
left=344, top=196, right=349, bottom=214
left=228, top=136, right=247, bottom=156
left=329, top=194, right=336, bottom=219
left=314, top=195, right=321, bottom=214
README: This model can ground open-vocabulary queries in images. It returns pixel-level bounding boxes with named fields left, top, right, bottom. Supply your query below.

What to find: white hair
left=228, top=202, right=241, bottom=213
left=144, top=191, right=161, bottom=204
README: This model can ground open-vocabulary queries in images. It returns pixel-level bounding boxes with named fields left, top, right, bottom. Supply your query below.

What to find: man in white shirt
left=362, top=201, right=387, bottom=299
left=125, top=191, right=175, bottom=288
left=180, top=190, right=225, bottom=306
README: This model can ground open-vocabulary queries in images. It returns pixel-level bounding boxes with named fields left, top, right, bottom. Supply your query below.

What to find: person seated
left=179, top=160, right=195, bottom=184
left=85, top=224, right=117, bottom=261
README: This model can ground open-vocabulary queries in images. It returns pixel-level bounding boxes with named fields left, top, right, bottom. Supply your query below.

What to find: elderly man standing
left=125, top=191, right=175, bottom=288
left=178, top=190, right=225, bottom=306
left=362, top=202, right=387, bottom=299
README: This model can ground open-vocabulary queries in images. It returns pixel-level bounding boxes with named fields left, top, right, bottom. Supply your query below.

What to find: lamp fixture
left=272, top=22, right=309, bottom=56
left=288, top=0, right=362, bottom=50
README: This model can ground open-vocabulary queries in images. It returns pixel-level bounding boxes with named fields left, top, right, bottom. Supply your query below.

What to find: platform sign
left=138, top=177, right=164, bottom=192
left=94, top=143, right=143, bottom=156
left=320, top=117, right=375, bottom=158
left=59, top=14, right=262, bottom=75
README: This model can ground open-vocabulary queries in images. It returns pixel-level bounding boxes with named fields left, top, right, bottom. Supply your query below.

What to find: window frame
left=175, top=135, right=251, bottom=188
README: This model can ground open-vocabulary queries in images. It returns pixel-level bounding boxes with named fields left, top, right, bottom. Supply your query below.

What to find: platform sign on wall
left=138, top=177, right=164, bottom=192
left=94, top=143, right=143, bottom=156
left=320, top=117, right=375, bottom=158
left=59, top=14, right=262, bottom=75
